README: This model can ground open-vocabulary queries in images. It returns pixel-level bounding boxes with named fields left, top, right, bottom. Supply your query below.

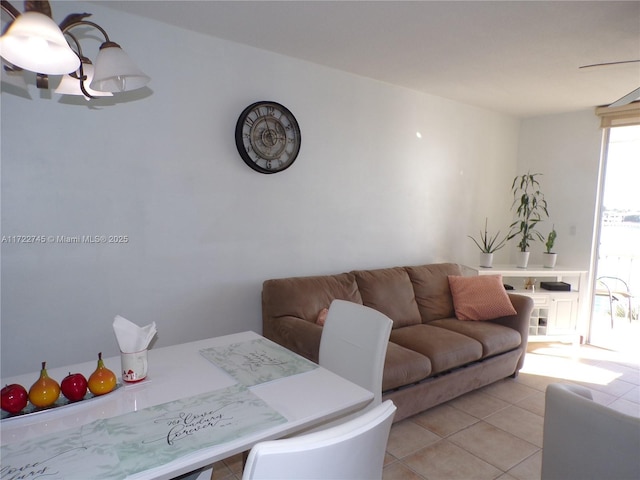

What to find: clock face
left=235, top=101, right=301, bottom=174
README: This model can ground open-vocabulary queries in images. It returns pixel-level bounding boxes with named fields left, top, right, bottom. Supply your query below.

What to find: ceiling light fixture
left=0, top=0, right=149, bottom=99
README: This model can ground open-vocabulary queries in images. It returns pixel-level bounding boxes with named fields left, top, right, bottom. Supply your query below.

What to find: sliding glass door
left=590, top=125, right=640, bottom=351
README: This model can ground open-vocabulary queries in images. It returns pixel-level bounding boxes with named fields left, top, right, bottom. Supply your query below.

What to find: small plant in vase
left=468, top=218, right=510, bottom=268
left=543, top=225, right=558, bottom=268
left=507, top=172, right=549, bottom=268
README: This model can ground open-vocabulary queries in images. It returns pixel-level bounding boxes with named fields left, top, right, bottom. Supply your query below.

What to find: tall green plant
left=507, top=172, right=549, bottom=252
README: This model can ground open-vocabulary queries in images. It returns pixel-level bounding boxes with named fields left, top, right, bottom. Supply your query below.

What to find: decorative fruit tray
left=1, top=383, right=121, bottom=421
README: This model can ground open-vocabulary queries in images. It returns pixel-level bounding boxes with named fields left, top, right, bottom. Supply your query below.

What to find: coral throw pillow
left=448, top=275, right=517, bottom=321
left=316, top=308, right=329, bottom=326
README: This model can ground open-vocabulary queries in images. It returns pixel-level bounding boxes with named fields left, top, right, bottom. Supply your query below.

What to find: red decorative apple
left=60, top=372, right=88, bottom=402
left=1, top=383, right=28, bottom=414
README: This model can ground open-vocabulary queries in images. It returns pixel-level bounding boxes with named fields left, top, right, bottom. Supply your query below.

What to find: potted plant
left=543, top=225, right=558, bottom=268
left=507, top=172, right=549, bottom=268
left=468, top=218, right=510, bottom=268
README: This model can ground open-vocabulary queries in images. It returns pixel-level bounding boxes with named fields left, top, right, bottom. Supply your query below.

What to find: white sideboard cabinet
left=466, top=265, right=588, bottom=342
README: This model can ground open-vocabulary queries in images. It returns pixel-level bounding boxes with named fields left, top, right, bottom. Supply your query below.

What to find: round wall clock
left=235, top=101, right=302, bottom=174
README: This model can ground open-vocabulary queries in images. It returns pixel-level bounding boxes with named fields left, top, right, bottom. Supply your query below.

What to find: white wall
left=516, top=110, right=603, bottom=268
left=1, top=2, right=521, bottom=377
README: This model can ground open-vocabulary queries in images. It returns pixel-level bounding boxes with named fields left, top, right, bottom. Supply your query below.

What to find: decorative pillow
left=316, top=308, right=329, bottom=326
left=447, top=275, right=517, bottom=321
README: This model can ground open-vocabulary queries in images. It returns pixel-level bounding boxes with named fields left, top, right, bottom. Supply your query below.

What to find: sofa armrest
left=489, top=293, right=534, bottom=371
left=263, top=315, right=323, bottom=364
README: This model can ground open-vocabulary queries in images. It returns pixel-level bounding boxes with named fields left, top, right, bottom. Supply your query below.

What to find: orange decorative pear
left=28, top=362, right=61, bottom=408
left=88, top=352, right=117, bottom=396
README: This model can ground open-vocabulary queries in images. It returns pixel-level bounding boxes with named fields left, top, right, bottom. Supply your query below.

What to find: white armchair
left=541, top=383, right=640, bottom=480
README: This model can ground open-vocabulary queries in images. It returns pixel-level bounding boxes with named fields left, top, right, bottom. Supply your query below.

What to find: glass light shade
left=90, top=43, right=150, bottom=93
left=55, top=63, right=114, bottom=100
left=0, top=11, right=80, bottom=74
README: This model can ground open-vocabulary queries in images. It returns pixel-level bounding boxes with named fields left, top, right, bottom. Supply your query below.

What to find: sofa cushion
left=430, top=318, right=521, bottom=358
left=448, top=274, right=517, bottom=321
left=390, top=325, right=483, bottom=374
left=383, top=342, right=432, bottom=392
left=405, top=263, right=461, bottom=322
left=352, top=267, right=422, bottom=328
left=262, top=273, right=362, bottom=323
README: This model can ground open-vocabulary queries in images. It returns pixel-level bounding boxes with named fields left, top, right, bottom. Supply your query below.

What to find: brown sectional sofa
left=262, top=263, right=534, bottom=422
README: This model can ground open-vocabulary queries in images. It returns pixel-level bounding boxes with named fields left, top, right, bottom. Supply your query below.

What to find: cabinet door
left=549, top=296, right=578, bottom=333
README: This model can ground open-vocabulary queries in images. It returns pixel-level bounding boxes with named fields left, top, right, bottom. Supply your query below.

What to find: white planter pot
left=516, top=251, right=530, bottom=269
left=543, top=252, right=558, bottom=268
left=479, top=252, right=494, bottom=268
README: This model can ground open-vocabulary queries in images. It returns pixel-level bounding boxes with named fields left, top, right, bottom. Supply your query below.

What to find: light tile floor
left=210, top=341, right=639, bottom=480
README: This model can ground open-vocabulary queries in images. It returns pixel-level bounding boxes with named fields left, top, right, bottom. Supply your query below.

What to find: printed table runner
left=0, top=384, right=286, bottom=480
left=0, top=419, right=123, bottom=480
left=199, top=337, right=318, bottom=386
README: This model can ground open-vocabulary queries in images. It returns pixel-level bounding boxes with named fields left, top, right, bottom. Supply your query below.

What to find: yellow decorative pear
left=28, top=362, right=61, bottom=408
left=88, top=352, right=117, bottom=396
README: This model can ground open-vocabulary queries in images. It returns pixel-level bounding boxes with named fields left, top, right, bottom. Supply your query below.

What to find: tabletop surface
left=0, top=331, right=374, bottom=479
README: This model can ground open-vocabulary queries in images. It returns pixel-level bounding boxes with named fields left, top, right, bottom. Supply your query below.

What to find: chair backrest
left=541, top=383, right=640, bottom=480
left=242, top=400, right=397, bottom=480
left=319, top=299, right=393, bottom=407
left=596, top=275, right=631, bottom=294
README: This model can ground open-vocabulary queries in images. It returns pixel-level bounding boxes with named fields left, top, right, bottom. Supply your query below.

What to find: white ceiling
left=97, top=0, right=640, bottom=118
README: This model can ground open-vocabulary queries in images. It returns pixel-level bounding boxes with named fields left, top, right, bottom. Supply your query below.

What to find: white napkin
left=113, top=315, right=157, bottom=353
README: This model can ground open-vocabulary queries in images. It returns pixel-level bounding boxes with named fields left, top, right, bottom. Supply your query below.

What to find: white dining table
left=0, top=331, right=373, bottom=479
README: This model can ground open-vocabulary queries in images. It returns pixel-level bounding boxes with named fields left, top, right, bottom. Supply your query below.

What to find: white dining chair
left=197, top=300, right=393, bottom=480
left=242, top=399, right=396, bottom=480
left=319, top=299, right=393, bottom=409
left=541, top=383, right=640, bottom=480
